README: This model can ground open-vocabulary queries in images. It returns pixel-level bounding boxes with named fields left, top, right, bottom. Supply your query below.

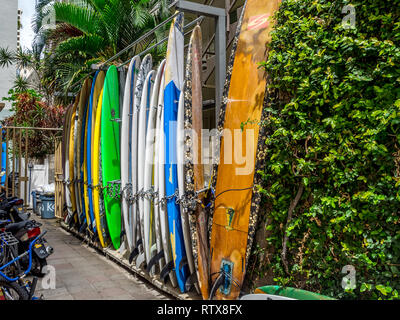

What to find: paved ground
left=32, top=216, right=170, bottom=300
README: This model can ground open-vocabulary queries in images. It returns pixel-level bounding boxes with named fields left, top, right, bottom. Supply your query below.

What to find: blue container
left=39, top=193, right=55, bottom=219
left=36, top=200, right=42, bottom=217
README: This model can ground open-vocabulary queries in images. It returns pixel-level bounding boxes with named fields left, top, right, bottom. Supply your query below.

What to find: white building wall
left=0, top=0, right=18, bottom=121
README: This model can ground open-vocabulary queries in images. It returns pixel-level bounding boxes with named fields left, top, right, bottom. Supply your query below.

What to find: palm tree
left=34, top=0, right=171, bottom=93
left=1, top=0, right=172, bottom=101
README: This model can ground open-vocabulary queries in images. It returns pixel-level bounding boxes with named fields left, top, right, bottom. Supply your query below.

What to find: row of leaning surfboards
left=62, top=0, right=282, bottom=300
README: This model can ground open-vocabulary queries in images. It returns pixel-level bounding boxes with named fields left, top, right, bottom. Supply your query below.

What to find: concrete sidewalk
left=33, top=217, right=170, bottom=300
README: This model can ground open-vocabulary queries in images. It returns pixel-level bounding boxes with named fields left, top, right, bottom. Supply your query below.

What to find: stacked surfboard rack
left=61, top=0, right=282, bottom=300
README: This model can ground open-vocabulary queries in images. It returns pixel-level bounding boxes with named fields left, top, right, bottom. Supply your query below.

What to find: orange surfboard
left=210, top=0, right=282, bottom=300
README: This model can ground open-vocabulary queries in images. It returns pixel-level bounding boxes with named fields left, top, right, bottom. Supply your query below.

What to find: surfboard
left=177, top=91, right=198, bottom=293
left=144, top=61, right=165, bottom=275
left=83, top=83, right=92, bottom=233
left=62, top=103, right=73, bottom=219
left=164, top=12, right=188, bottom=293
left=101, top=65, right=121, bottom=250
left=182, top=25, right=206, bottom=297
left=121, top=56, right=140, bottom=253
left=74, top=79, right=92, bottom=227
left=72, top=96, right=80, bottom=226
left=131, top=54, right=152, bottom=264
left=157, top=73, right=178, bottom=288
left=137, top=69, right=155, bottom=268
left=88, top=71, right=106, bottom=237
left=93, top=88, right=110, bottom=248
left=64, top=100, right=77, bottom=225
left=1, top=142, right=6, bottom=186
left=62, top=104, right=73, bottom=182
left=209, top=0, right=282, bottom=300
left=84, top=71, right=98, bottom=234
left=255, top=286, right=335, bottom=300
left=68, top=93, right=80, bottom=225
left=80, top=96, right=90, bottom=231
left=153, top=60, right=167, bottom=274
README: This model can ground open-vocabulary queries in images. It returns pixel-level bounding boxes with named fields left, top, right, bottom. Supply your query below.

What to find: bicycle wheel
left=0, top=279, right=29, bottom=300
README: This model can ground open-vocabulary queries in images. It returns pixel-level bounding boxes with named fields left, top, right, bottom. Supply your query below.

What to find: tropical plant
left=249, top=0, right=400, bottom=300
left=1, top=89, right=65, bottom=158
left=0, top=46, right=58, bottom=104
left=33, top=0, right=171, bottom=93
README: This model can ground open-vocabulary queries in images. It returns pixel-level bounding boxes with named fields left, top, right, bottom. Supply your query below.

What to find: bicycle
left=0, top=230, right=47, bottom=300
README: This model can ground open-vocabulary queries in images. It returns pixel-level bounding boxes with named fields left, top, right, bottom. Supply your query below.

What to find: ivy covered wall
left=248, top=0, right=400, bottom=299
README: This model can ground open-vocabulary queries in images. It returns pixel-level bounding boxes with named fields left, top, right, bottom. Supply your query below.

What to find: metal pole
left=3, top=126, right=62, bottom=132
left=12, top=128, right=15, bottom=197
left=18, top=128, right=21, bottom=198
left=5, top=128, right=9, bottom=197
left=24, top=129, right=28, bottom=206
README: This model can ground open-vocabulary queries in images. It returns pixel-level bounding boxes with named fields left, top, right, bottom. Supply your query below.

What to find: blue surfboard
left=1, top=142, right=5, bottom=186
left=163, top=12, right=188, bottom=293
left=80, top=98, right=89, bottom=229
left=87, top=71, right=99, bottom=233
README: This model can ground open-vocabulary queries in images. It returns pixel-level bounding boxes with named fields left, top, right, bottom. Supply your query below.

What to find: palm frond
left=53, top=2, right=100, bottom=35
left=45, top=23, right=84, bottom=51
left=14, top=48, right=34, bottom=70
left=32, top=0, right=55, bottom=34
left=13, top=76, right=30, bottom=93
left=0, top=47, right=15, bottom=68
left=55, top=34, right=106, bottom=57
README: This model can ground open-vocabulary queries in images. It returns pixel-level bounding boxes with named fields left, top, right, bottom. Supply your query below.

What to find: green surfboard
left=255, top=286, right=335, bottom=300
left=101, top=65, right=121, bottom=250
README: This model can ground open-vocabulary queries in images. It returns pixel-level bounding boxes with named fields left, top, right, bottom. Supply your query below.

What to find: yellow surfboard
left=83, top=99, right=91, bottom=233
left=92, top=89, right=109, bottom=247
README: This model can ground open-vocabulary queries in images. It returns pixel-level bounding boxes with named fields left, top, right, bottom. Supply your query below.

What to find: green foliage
left=253, top=0, right=400, bottom=300
left=46, top=0, right=170, bottom=93
left=2, top=89, right=64, bottom=158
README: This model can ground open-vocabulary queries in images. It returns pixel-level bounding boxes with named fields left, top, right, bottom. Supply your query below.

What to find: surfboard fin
left=146, top=250, right=164, bottom=273
left=79, top=221, right=87, bottom=234
left=160, top=260, right=174, bottom=284
left=209, top=273, right=224, bottom=300
left=129, top=248, right=139, bottom=264
left=185, top=272, right=198, bottom=292
left=135, top=252, right=146, bottom=268
left=119, top=230, right=126, bottom=241
left=136, top=238, right=143, bottom=248
left=128, top=238, right=143, bottom=264
left=178, top=256, right=188, bottom=271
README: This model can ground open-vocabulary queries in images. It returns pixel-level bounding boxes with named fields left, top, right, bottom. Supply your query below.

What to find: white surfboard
left=73, top=106, right=81, bottom=225
left=121, top=56, right=140, bottom=252
left=131, top=54, right=152, bottom=264
left=136, top=69, right=155, bottom=268
left=144, top=60, right=166, bottom=275
left=157, top=88, right=178, bottom=288
left=64, top=109, right=72, bottom=222
left=177, top=91, right=198, bottom=292
left=153, top=60, right=166, bottom=273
